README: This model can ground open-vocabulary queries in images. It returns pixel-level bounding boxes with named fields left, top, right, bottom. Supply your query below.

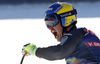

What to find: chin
left=57, top=39, right=61, bottom=42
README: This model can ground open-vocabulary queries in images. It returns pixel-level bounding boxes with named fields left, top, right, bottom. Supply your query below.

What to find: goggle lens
left=45, top=14, right=59, bottom=27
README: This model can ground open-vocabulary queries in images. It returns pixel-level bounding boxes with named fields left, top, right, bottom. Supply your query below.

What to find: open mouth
left=52, top=31, right=58, bottom=38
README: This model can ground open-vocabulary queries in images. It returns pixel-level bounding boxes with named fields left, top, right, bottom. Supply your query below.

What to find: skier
left=22, top=2, right=100, bottom=64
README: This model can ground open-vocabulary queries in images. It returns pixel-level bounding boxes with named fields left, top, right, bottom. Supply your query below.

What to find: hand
left=22, top=43, right=37, bottom=56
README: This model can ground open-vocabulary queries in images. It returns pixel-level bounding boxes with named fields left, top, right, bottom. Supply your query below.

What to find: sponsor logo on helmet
left=59, top=9, right=77, bottom=18
left=47, top=8, right=53, bottom=11
left=60, top=12, right=71, bottom=17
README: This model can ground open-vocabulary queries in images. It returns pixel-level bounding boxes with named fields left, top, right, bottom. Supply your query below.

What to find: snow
left=0, top=18, right=100, bottom=64
left=0, top=2, right=100, bottom=64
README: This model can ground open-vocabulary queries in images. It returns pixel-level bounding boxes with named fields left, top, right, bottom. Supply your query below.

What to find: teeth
left=56, top=36, right=58, bottom=38
left=51, top=30, right=58, bottom=38
left=52, top=31, right=55, bottom=33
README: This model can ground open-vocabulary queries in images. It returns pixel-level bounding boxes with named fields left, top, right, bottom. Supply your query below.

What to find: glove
left=22, top=43, right=37, bottom=56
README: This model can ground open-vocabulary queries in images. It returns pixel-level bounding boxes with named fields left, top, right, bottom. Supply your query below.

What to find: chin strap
left=62, top=25, right=77, bottom=35
left=62, top=27, right=67, bottom=35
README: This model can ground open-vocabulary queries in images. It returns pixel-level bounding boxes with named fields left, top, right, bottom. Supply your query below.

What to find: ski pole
left=20, top=52, right=27, bottom=64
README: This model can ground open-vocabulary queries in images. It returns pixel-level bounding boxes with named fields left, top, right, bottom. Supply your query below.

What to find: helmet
left=45, top=2, right=77, bottom=27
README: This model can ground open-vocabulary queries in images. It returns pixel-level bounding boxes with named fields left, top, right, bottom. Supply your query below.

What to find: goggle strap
left=58, top=9, right=77, bottom=18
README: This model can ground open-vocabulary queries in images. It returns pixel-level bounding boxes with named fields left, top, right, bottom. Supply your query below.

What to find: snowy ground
left=0, top=18, right=100, bottom=64
left=0, top=2, right=100, bottom=64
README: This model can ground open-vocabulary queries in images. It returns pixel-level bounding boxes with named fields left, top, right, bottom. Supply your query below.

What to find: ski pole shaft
left=20, top=52, right=27, bottom=64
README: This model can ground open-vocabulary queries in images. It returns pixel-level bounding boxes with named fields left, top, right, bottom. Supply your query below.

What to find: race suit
left=35, top=28, right=100, bottom=64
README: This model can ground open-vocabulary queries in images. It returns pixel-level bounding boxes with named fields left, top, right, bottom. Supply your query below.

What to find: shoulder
left=62, top=28, right=86, bottom=40
left=60, top=28, right=86, bottom=45
left=65, top=28, right=86, bottom=37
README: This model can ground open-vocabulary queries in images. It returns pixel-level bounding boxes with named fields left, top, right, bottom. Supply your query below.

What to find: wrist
left=30, top=46, right=37, bottom=56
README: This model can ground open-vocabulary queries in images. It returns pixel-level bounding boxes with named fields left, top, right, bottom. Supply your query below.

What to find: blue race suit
left=65, top=28, right=100, bottom=64
left=36, top=28, right=100, bottom=64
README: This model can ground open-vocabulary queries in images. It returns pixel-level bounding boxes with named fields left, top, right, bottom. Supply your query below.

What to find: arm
left=36, top=29, right=85, bottom=60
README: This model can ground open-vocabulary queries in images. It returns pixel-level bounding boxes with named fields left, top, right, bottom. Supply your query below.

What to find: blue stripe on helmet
left=45, top=3, right=62, bottom=16
left=61, top=17, right=66, bottom=27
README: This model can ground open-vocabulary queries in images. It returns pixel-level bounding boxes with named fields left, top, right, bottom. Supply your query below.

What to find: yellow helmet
left=45, top=2, right=77, bottom=27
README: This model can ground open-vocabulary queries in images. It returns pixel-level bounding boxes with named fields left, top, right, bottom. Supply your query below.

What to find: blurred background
left=0, top=0, right=100, bottom=64
left=0, top=0, right=99, bottom=4
left=0, top=0, right=100, bottom=19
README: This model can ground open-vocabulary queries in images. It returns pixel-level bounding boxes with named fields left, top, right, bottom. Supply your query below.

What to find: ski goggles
left=45, top=14, right=59, bottom=27
left=45, top=9, right=77, bottom=27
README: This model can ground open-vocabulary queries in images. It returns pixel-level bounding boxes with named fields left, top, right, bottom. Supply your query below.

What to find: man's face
left=46, top=22, right=63, bottom=42
left=45, top=14, right=63, bottom=42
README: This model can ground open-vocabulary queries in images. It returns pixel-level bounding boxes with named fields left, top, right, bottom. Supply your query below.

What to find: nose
left=47, top=26, right=54, bottom=31
left=48, top=26, right=52, bottom=29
